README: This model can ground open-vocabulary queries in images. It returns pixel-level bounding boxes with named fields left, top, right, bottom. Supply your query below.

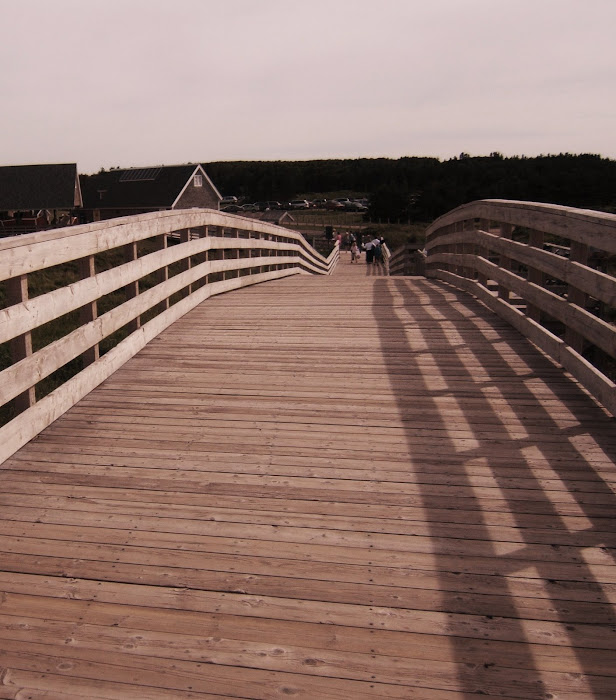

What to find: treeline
left=204, top=153, right=616, bottom=221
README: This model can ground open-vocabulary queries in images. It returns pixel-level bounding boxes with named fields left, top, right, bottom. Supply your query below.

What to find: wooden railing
left=423, top=199, right=616, bottom=416
left=389, top=243, right=425, bottom=276
left=0, top=209, right=338, bottom=463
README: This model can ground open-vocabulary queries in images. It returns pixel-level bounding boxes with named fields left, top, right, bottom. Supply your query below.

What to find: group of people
left=347, top=233, right=389, bottom=275
left=326, top=228, right=389, bottom=274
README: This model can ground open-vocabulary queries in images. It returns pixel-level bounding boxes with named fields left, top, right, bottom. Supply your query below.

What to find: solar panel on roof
left=119, top=167, right=162, bottom=182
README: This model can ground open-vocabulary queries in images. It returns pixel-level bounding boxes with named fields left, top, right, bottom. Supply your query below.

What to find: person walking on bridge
left=366, top=236, right=383, bottom=275
left=373, top=237, right=383, bottom=273
left=363, top=237, right=375, bottom=270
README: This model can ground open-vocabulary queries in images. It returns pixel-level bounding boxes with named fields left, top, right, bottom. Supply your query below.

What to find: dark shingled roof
left=0, top=163, right=80, bottom=210
left=80, top=165, right=206, bottom=209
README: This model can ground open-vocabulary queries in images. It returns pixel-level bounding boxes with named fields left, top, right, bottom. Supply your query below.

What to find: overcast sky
left=1, top=0, right=614, bottom=173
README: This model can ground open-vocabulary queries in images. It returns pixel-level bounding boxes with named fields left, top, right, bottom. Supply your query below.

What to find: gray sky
left=2, top=0, right=615, bottom=173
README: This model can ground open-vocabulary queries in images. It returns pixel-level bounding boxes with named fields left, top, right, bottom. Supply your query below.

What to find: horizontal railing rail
left=0, top=209, right=338, bottom=463
left=424, top=199, right=616, bottom=416
left=389, top=243, right=426, bottom=276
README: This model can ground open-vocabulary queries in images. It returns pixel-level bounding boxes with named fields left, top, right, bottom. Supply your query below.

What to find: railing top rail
left=426, top=199, right=616, bottom=254
left=0, top=208, right=329, bottom=281
left=0, top=207, right=323, bottom=255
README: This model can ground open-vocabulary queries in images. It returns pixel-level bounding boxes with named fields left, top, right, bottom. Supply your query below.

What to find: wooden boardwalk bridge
left=0, top=203, right=615, bottom=698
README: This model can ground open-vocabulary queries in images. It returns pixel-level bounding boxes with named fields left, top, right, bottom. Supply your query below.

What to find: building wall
left=174, top=176, right=220, bottom=210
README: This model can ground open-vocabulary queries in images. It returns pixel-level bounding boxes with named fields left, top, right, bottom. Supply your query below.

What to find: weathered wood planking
left=0, top=256, right=615, bottom=698
left=425, top=199, right=616, bottom=253
left=0, top=209, right=337, bottom=468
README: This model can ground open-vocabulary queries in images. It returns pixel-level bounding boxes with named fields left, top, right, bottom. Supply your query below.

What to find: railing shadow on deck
left=374, top=275, right=616, bottom=698
left=426, top=200, right=616, bottom=418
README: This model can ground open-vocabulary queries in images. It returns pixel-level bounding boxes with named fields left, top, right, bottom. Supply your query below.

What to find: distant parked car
left=255, top=201, right=281, bottom=211
left=289, top=199, right=310, bottom=210
left=221, top=195, right=238, bottom=205
left=324, top=200, right=344, bottom=210
left=221, top=204, right=242, bottom=212
left=241, top=203, right=258, bottom=211
left=343, top=201, right=368, bottom=212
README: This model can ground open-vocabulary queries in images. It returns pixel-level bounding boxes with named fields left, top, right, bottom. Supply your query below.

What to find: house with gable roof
left=0, top=163, right=82, bottom=234
left=80, top=164, right=221, bottom=221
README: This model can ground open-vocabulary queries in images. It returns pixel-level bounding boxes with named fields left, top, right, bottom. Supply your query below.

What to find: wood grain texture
left=425, top=200, right=616, bottom=253
left=425, top=228, right=616, bottom=307
left=0, top=255, right=615, bottom=698
left=1, top=212, right=338, bottom=466
left=0, top=209, right=330, bottom=280
left=430, top=253, right=616, bottom=356
left=422, top=201, right=616, bottom=420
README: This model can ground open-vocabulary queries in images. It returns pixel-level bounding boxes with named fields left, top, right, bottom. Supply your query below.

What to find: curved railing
left=0, top=209, right=338, bottom=463
left=389, top=243, right=425, bottom=276
left=423, top=199, right=616, bottom=416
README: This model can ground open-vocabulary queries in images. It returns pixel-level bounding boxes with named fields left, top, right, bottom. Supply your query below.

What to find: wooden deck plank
left=1, top=261, right=615, bottom=697
left=1, top=496, right=615, bottom=553
left=1, top=613, right=613, bottom=698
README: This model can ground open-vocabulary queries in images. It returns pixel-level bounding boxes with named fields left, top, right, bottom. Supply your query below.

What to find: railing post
left=468, top=219, right=480, bottom=280
left=452, top=221, right=463, bottom=276
left=248, top=231, right=253, bottom=274
left=156, top=234, right=170, bottom=312
left=526, top=229, right=544, bottom=322
left=272, top=238, right=276, bottom=269
left=235, top=229, right=241, bottom=277
left=203, top=226, right=210, bottom=284
left=264, top=234, right=269, bottom=273
left=124, top=242, right=140, bottom=332
left=221, top=228, right=227, bottom=280
left=180, top=229, right=192, bottom=295
left=258, top=231, right=264, bottom=275
left=78, top=255, right=99, bottom=366
left=498, top=223, right=513, bottom=302
left=476, top=218, right=489, bottom=287
left=7, top=275, right=36, bottom=412
left=455, top=242, right=464, bottom=276
left=565, top=241, right=589, bottom=353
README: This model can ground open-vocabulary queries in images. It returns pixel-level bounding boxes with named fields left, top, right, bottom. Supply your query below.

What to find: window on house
left=194, top=174, right=203, bottom=187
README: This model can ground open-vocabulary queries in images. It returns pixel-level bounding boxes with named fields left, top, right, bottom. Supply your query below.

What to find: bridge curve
left=0, top=251, right=615, bottom=697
